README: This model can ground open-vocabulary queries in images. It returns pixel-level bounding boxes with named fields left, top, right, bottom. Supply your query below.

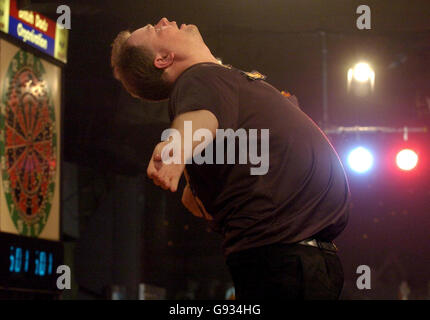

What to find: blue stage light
left=347, top=147, right=374, bottom=173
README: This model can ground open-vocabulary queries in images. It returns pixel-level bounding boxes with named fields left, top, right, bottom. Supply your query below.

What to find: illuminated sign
left=0, top=0, right=68, bottom=63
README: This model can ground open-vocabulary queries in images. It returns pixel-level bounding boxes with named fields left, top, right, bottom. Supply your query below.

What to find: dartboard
left=0, top=49, right=57, bottom=237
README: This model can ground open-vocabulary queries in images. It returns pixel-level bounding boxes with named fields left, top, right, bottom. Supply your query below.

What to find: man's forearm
left=169, top=109, right=219, bottom=164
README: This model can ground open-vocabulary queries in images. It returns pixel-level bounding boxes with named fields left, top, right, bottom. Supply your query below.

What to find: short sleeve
left=169, top=67, right=238, bottom=130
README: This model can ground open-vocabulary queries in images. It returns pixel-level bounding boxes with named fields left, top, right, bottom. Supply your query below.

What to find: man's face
left=128, top=17, right=205, bottom=57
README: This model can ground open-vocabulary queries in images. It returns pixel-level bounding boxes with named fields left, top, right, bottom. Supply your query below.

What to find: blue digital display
left=9, top=246, right=54, bottom=277
left=1, top=232, right=63, bottom=291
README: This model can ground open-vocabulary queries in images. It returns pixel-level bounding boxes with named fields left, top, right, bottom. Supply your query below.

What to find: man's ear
left=154, top=52, right=174, bottom=69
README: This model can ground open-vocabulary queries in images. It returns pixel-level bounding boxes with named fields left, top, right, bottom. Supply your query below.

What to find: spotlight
left=350, top=62, right=374, bottom=83
left=347, top=62, right=375, bottom=94
left=396, top=149, right=418, bottom=171
left=347, top=147, right=374, bottom=173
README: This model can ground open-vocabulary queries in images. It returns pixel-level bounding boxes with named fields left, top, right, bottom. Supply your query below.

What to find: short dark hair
left=111, top=31, right=172, bottom=101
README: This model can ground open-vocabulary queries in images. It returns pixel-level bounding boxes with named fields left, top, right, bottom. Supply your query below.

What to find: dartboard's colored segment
left=0, top=49, right=57, bottom=237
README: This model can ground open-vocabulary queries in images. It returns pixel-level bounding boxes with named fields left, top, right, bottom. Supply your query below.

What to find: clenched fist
left=147, top=141, right=185, bottom=192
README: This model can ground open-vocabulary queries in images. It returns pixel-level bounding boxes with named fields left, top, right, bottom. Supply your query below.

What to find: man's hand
left=181, top=183, right=204, bottom=218
left=181, top=169, right=213, bottom=220
left=181, top=183, right=213, bottom=220
left=147, top=141, right=185, bottom=192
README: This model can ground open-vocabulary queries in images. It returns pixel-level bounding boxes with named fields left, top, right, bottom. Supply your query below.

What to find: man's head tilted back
left=111, top=17, right=218, bottom=101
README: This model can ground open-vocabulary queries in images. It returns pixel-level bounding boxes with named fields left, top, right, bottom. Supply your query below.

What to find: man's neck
left=163, top=54, right=221, bottom=83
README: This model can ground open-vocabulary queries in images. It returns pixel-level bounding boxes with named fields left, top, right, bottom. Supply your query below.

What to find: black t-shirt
left=168, top=62, right=350, bottom=257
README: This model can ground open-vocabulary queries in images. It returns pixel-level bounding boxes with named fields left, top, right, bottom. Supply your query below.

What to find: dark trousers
left=225, top=242, right=344, bottom=300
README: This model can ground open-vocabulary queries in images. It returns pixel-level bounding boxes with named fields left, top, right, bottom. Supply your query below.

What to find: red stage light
left=396, top=149, right=418, bottom=171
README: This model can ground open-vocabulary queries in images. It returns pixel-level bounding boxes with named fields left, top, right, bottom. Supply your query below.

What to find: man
left=111, top=17, right=350, bottom=300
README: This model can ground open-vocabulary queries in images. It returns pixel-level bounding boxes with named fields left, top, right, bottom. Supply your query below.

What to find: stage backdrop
left=0, top=39, right=60, bottom=241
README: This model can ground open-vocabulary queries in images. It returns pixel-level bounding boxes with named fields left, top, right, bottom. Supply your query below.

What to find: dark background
left=21, top=0, right=430, bottom=299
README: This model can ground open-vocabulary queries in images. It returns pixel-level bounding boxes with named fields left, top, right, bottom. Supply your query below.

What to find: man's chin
left=185, top=25, right=204, bottom=42
left=184, top=24, right=198, bottom=33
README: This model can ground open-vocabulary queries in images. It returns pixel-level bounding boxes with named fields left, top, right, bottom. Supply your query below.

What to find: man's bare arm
left=147, top=109, right=219, bottom=192
left=171, top=109, right=219, bottom=162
